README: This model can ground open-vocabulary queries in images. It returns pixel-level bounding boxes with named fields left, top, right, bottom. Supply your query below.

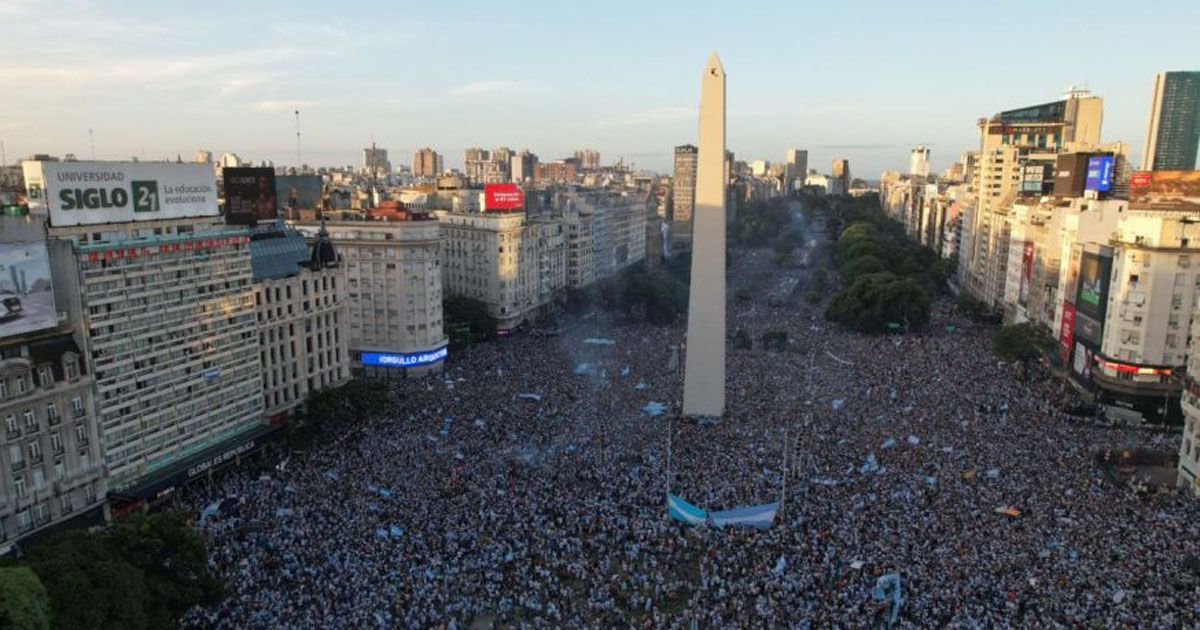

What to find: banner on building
left=1129, top=170, right=1200, bottom=211
left=484, top=183, right=524, bottom=211
left=223, top=167, right=277, bottom=225
left=23, top=161, right=218, bottom=226
left=0, top=242, right=56, bottom=339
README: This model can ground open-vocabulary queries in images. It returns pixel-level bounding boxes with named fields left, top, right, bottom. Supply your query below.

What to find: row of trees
left=0, top=510, right=217, bottom=629
left=288, top=379, right=391, bottom=448
left=824, top=194, right=950, bottom=333
left=729, top=199, right=806, bottom=265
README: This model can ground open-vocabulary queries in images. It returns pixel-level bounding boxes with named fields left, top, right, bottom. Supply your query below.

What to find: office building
left=464, top=148, right=489, bottom=186
left=412, top=148, right=443, bottom=178
left=511, top=149, right=538, bottom=184
left=249, top=221, right=350, bottom=423
left=193, top=150, right=213, bottom=165
left=960, top=90, right=1103, bottom=308
left=560, top=190, right=648, bottom=288
left=363, top=145, right=391, bottom=176
left=574, top=148, right=600, bottom=171
left=1181, top=307, right=1200, bottom=495
left=535, top=159, right=579, bottom=186
left=1141, top=71, right=1200, bottom=171
left=785, top=149, right=807, bottom=191
left=439, top=211, right=565, bottom=331
left=298, top=215, right=446, bottom=378
left=672, top=144, right=698, bottom=224
left=910, top=146, right=930, bottom=177
left=21, top=160, right=269, bottom=502
left=832, top=159, right=851, bottom=194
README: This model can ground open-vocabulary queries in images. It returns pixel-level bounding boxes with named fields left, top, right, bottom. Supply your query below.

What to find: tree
left=23, top=530, right=150, bottom=630
left=825, top=272, right=930, bottom=333
left=0, top=566, right=49, bottom=630
left=994, top=323, right=1053, bottom=365
left=840, top=255, right=888, bottom=286
left=443, top=295, right=498, bottom=348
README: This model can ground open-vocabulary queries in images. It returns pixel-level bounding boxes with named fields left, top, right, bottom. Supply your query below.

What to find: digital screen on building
left=223, top=167, right=277, bottom=225
left=1075, top=250, right=1112, bottom=324
left=0, top=242, right=57, bottom=339
left=275, top=175, right=323, bottom=212
left=360, top=346, right=448, bottom=368
left=1084, top=155, right=1114, bottom=192
left=484, top=183, right=524, bottom=211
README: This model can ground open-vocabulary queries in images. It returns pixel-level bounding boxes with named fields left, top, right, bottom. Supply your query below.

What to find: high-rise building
left=26, top=161, right=268, bottom=498
left=412, top=147, right=443, bottom=178
left=464, top=148, right=490, bottom=185
left=1141, top=71, right=1200, bottom=171
left=488, top=147, right=514, bottom=184
left=194, top=150, right=213, bottom=164
left=511, top=149, right=538, bottom=184
left=302, top=216, right=446, bottom=379
left=785, top=149, right=807, bottom=190
left=249, top=220, right=350, bottom=423
left=672, top=145, right=698, bottom=224
left=910, top=146, right=931, bottom=177
left=961, top=90, right=1103, bottom=308
left=832, top=159, right=851, bottom=193
left=535, top=159, right=579, bottom=185
left=574, top=148, right=600, bottom=171
left=363, top=145, right=391, bottom=175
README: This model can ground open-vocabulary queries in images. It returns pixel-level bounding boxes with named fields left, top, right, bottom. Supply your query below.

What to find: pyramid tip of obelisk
left=706, top=52, right=724, bottom=77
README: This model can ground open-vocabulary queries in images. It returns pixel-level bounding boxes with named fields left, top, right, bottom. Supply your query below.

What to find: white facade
left=299, top=220, right=446, bottom=377
left=910, top=145, right=931, bottom=177
left=439, top=212, right=566, bottom=330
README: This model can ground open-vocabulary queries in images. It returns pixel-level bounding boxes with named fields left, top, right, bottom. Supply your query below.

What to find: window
left=54, top=460, right=64, bottom=480
left=5, top=414, right=15, bottom=435
left=0, top=379, right=6, bottom=399
left=60, top=494, right=72, bottom=514
left=75, top=424, right=87, bottom=445
left=50, top=432, right=63, bottom=454
left=29, top=441, right=41, bottom=462
left=47, top=402, right=58, bottom=423
left=72, top=396, right=84, bottom=415
left=23, top=410, right=34, bottom=429
left=17, top=509, right=30, bottom=532
left=37, top=366, right=53, bottom=387
left=79, top=452, right=90, bottom=472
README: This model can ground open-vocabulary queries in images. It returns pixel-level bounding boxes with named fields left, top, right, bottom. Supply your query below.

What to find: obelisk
left=682, top=52, right=726, bottom=418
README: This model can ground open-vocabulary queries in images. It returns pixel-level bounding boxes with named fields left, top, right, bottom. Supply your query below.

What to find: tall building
left=412, top=147, right=443, bottom=178
left=961, top=90, right=1103, bottom=308
left=785, top=149, right=807, bottom=190
left=488, top=147, right=514, bottom=184
left=511, top=149, right=538, bottom=184
left=672, top=145, right=698, bottom=224
left=362, top=145, right=391, bottom=176
left=832, top=159, right=851, bottom=193
left=23, top=161, right=268, bottom=500
left=301, top=216, right=446, bottom=379
left=910, top=146, right=930, bottom=177
left=574, top=148, right=600, bottom=171
left=535, top=159, right=579, bottom=185
left=194, top=150, right=213, bottom=164
left=464, top=148, right=490, bottom=186
left=249, top=221, right=350, bottom=424
left=439, top=212, right=565, bottom=331
left=1141, top=71, right=1200, bottom=171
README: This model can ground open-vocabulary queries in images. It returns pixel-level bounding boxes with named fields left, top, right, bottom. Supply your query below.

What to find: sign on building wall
left=360, top=345, right=448, bottom=368
left=0, top=242, right=57, bottom=339
left=24, top=161, right=218, bottom=226
left=1084, top=155, right=1114, bottom=192
left=223, top=167, right=278, bottom=225
left=484, top=183, right=524, bottom=211
left=1129, top=170, right=1200, bottom=211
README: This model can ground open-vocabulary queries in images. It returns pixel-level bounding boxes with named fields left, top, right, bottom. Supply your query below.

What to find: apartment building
left=439, top=211, right=565, bottom=330
left=296, top=217, right=446, bottom=378
left=249, top=221, right=350, bottom=422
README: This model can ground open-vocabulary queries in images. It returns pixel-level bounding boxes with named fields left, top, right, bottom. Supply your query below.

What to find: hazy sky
left=1, top=0, right=1197, bottom=177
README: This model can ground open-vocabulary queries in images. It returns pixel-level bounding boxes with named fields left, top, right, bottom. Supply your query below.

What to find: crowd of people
left=179, top=215, right=1200, bottom=628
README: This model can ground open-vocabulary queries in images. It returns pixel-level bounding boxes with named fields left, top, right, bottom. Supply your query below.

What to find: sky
left=1, top=0, right=1198, bottom=178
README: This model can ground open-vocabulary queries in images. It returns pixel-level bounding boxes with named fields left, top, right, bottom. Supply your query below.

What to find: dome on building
left=309, top=219, right=339, bottom=269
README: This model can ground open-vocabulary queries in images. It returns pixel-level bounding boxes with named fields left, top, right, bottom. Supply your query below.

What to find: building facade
left=910, top=146, right=931, bottom=177
left=1142, top=71, right=1200, bottom=171
left=412, top=148, right=443, bottom=178
left=250, top=221, right=350, bottom=422
left=299, top=218, right=446, bottom=378
left=0, top=328, right=105, bottom=552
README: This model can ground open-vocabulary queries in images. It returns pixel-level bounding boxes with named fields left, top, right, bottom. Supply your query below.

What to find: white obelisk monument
left=682, top=52, right=727, bottom=418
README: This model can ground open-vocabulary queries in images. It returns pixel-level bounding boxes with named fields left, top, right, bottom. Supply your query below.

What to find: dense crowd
left=179, top=216, right=1200, bottom=628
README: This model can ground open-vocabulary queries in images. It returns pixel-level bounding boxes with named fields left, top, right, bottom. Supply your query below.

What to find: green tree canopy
left=994, top=322, right=1054, bottom=364
left=826, top=272, right=931, bottom=333
left=0, top=566, right=50, bottom=630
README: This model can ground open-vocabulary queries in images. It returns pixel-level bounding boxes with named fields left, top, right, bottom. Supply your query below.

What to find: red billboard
left=1130, top=171, right=1152, bottom=188
left=484, top=183, right=524, bottom=211
left=1058, top=301, right=1075, bottom=365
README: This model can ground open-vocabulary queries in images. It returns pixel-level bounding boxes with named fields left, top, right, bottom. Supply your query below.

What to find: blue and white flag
left=198, top=500, right=221, bottom=527
left=667, top=493, right=779, bottom=529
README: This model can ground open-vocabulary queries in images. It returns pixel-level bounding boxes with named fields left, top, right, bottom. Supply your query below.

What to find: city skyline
left=2, top=0, right=1197, bottom=176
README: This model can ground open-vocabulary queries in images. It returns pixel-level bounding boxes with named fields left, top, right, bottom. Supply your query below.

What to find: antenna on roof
left=295, top=110, right=303, bottom=169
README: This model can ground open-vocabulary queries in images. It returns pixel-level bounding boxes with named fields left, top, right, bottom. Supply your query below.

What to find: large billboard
left=1058, top=301, right=1075, bottom=365
left=1129, top=170, right=1200, bottom=211
left=484, top=183, right=524, bottom=211
left=275, top=175, right=323, bottom=212
left=360, top=345, right=448, bottom=368
left=0, top=242, right=56, bottom=339
left=24, top=161, right=218, bottom=226
left=1084, top=155, right=1114, bottom=192
left=1075, top=250, right=1112, bottom=322
left=222, top=167, right=277, bottom=225
left=1018, top=240, right=1034, bottom=307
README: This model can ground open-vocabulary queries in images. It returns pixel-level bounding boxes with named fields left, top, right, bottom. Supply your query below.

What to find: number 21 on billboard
left=132, top=180, right=160, bottom=212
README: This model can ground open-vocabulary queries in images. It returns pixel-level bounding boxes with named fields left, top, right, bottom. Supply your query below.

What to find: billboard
left=1058, top=301, right=1075, bottom=365
left=222, top=167, right=277, bottom=225
left=484, top=183, right=524, bottom=211
left=275, top=175, right=323, bottom=212
left=0, top=242, right=57, bottom=339
left=1084, top=155, right=1114, bottom=192
left=1018, top=241, right=1034, bottom=307
left=1128, top=170, right=1200, bottom=211
left=1075, top=250, right=1112, bottom=323
left=24, top=161, right=218, bottom=227
left=360, top=345, right=448, bottom=368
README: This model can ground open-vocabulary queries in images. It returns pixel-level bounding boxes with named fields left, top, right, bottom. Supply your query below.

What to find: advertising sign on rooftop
left=23, top=161, right=218, bottom=227
left=1128, top=170, right=1200, bottom=211
left=223, top=167, right=278, bottom=225
left=0, top=242, right=57, bottom=339
left=1084, top=155, right=1114, bottom=192
left=484, top=183, right=524, bottom=211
